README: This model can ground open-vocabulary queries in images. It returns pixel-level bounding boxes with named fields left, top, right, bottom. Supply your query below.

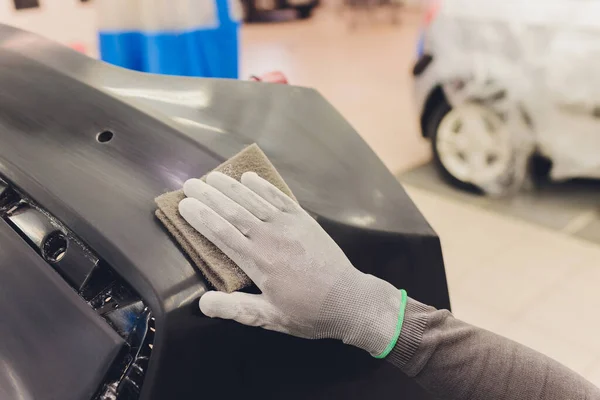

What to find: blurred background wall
left=0, top=0, right=97, bottom=56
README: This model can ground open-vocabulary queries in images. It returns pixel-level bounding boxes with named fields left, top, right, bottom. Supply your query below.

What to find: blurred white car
left=413, top=0, right=600, bottom=194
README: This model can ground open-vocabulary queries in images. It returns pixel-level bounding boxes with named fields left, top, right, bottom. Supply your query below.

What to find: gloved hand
left=179, top=171, right=406, bottom=357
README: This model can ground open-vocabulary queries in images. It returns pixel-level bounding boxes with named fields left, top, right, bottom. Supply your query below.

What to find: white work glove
left=178, top=171, right=406, bottom=357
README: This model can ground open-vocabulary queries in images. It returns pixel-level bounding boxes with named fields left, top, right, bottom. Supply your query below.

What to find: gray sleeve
left=386, top=298, right=600, bottom=400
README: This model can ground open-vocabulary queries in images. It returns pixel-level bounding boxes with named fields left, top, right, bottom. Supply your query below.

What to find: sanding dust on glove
left=155, top=144, right=296, bottom=293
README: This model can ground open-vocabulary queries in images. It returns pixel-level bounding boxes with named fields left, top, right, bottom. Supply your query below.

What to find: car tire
left=426, top=100, right=483, bottom=193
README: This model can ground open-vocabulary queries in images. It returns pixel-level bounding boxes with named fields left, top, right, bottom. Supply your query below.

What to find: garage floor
left=400, top=163, right=600, bottom=245
left=243, top=5, right=600, bottom=387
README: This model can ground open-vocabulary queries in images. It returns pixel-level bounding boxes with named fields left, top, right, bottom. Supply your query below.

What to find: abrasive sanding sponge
left=155, top=144, right=297, bottom=293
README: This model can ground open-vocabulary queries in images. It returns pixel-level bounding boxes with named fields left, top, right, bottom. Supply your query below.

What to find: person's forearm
left=387, top=298, right=600, bottom=400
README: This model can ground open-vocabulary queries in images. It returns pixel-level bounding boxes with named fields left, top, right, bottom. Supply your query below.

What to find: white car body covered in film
left=415, top=0, right=600, bottom=192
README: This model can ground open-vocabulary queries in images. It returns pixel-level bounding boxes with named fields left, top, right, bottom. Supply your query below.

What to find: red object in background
left=69, top=43, right=87, bottom=54
left=249, top=71, right=289, bottom=84
left=424, top=0, right=441, bottom=25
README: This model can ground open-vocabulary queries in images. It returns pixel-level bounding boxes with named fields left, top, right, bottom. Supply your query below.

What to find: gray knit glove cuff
left=315, top=271, right=408, bottom=357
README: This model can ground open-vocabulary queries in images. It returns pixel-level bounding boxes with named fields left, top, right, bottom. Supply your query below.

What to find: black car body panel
left=0, top=24, right=450, bottom=399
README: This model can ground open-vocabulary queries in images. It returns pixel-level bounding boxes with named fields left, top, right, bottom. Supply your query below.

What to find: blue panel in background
left=417, top=30, right=426, bottom=58
left=99, top=0, right=239, bottom=79
left=99, top=31, right=144, bottom=72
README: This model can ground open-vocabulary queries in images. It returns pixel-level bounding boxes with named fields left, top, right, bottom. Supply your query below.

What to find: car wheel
left=427, top=100, right=516, bottom=194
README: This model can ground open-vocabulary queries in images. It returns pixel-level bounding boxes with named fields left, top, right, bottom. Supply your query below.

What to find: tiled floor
left=406, top=185, right=600, bottom=384
left=243, top=5, right=600, bottom=387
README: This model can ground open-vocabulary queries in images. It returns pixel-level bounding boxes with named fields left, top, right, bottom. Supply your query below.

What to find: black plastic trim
left=0, top=177, right=154, bottom=400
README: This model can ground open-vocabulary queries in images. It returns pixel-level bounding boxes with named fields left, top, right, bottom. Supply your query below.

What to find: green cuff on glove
left=373, top=289, right=408, bottom=359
